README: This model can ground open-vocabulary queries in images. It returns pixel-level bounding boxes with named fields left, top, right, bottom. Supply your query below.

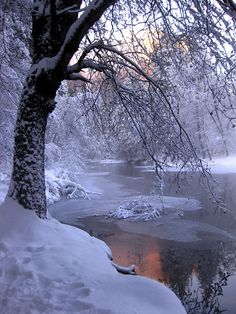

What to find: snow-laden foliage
left=45, top=169, right=89, bottom=205
left=1, top=0, right=235, bottom=175
left=2, top=0, right=236, bottom=215
left=153, top=50, right=236, bottom=158
left=0, top=172, right=9, bottom=205
left=46, top=87, right=105, bottom=165
left=109, top=196, right=162, bottom=220
left=108, top=195, right=201, bottom=221
left=0, top=169, right=89, bottom=207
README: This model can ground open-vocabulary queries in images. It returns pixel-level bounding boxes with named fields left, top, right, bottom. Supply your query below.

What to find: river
left=50, top=161, right=236, bottom=313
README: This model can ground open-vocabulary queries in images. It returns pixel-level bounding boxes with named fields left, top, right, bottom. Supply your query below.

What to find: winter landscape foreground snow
left=0, top=198, right=186, bottom=314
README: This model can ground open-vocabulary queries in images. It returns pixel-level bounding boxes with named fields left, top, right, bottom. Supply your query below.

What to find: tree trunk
left=6, top=0, right=116, bottom=217
left=7, top=75, right=56, bottom=218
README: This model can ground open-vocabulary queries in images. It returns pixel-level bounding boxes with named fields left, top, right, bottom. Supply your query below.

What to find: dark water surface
left=51, top=162, right=236, bottom=313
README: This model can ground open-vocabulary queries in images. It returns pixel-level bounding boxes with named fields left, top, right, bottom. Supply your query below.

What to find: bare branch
left=65, top=73, right=92, bottom=83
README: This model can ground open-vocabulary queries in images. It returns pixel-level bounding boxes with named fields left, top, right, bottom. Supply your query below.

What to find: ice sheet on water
left=108, top=195, right=201, bottom=221
left=98, top=159, right=126, bottom=164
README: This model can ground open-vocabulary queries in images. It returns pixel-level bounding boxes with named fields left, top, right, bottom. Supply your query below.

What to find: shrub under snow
left=108, top=195, right=201, bottom=220
left=45, top=169, right=89, bottom=205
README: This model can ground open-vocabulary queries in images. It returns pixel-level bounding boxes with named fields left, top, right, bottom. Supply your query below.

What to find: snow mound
left=0, top=198, right=186, bottom=314
left=208, top=155, right=236, bottom=173
left=109, top=195, right=201, bottom=220
left=0, top=172, right=10, bottom=205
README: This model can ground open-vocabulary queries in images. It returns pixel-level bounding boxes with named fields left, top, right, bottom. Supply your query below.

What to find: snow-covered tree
left=0, top=0, right=31, bottom=170
left=2, top=0, right=235, bottom=217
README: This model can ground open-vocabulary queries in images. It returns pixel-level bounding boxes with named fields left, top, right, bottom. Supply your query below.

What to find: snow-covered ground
left=1, top=155, right=236, bottom=313
left=135, top=155, right=236, bottom=174
left=0, top=172, right=9, bottom=203
left=208, top=155, right=236, bottom=174
left=0, top=198, right=186, bottom=314
left=96, top=159, right=126, bottom=164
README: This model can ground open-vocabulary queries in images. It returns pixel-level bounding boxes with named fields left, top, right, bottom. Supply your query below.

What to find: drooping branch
left=65, top=40, right=210, bottom=173
left=73, top=40, right=104, bottom=70
left=92, top=45, right=202, bottom=157
left=65, top=72, right=92, bottom=82
left=65, top=40, right=114, bottom=80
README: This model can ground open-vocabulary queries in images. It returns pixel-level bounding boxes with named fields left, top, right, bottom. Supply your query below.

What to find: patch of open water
left=51, top=161, right=236, bottom=313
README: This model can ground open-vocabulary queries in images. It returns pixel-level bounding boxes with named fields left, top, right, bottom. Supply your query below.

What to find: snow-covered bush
left=109, top=196, right=163, bottom=221
left=0, top=170, right=89, bottom=206
left=45, top=170, right=89, bottom=205
left=109, top=195, right=202, bottom=221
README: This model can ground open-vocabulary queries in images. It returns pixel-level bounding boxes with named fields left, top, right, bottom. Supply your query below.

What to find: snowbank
left=97, top=159, right=126, bottom=164
left=109, top=195, right=201, bottom=220
left=208, top=155, right=236, bottom=174
left=135, top=155, right=236, bottom=174
left=0, top=172, right=9, bottom=205
left=0, top=198, right=186, bottom=314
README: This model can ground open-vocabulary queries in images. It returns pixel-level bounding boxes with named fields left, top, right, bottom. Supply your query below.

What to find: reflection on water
left=52, top=162, right=236, bottom=313
left=78, top=216, right=236, bottom=314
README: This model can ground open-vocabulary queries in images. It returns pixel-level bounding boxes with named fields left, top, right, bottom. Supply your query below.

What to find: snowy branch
left=56, top=5, right=85, bottom=16
left=67, top=59, right=110, bottom=76
left=65, top=72, right=92, bottom=83
left=111, top=262, right=136, bottom=275
left=75, top=40, right=104, bottom=67
left=54, top=0, right=117, bottom=71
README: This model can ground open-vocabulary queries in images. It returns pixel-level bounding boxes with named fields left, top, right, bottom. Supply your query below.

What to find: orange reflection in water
left=105, top=232, right=167, bottom=282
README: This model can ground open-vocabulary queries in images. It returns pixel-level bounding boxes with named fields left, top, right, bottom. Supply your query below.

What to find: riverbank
left=0, top=197, right=186, bottom=314
left=74, top=214, right=236, bottom=314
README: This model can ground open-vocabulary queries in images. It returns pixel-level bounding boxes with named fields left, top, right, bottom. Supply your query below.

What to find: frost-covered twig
left=112, top=262, right=136, bottom=275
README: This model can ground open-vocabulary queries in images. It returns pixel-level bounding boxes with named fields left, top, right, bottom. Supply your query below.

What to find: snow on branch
left=67, top=59, right=111, bottom=78
left=75, top=40, right=104, bottom=67
left=56, top=5, right=85, bottom=16
left=112, top=262, right=136, bottom=275
left=66, top=40, right=112, bottom=78
left=54, top=0, right=116, bottom=71
left=45, top=170, right=89, bottom=205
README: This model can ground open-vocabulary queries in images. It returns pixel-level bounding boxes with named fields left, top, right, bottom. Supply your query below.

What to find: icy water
left=51, top=162, right=236, bottom=313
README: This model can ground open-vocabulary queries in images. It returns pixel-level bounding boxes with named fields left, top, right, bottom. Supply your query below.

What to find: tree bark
left=7, top=74, right=56, bottom=218
left=7, top=0, right=116, bottom=217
